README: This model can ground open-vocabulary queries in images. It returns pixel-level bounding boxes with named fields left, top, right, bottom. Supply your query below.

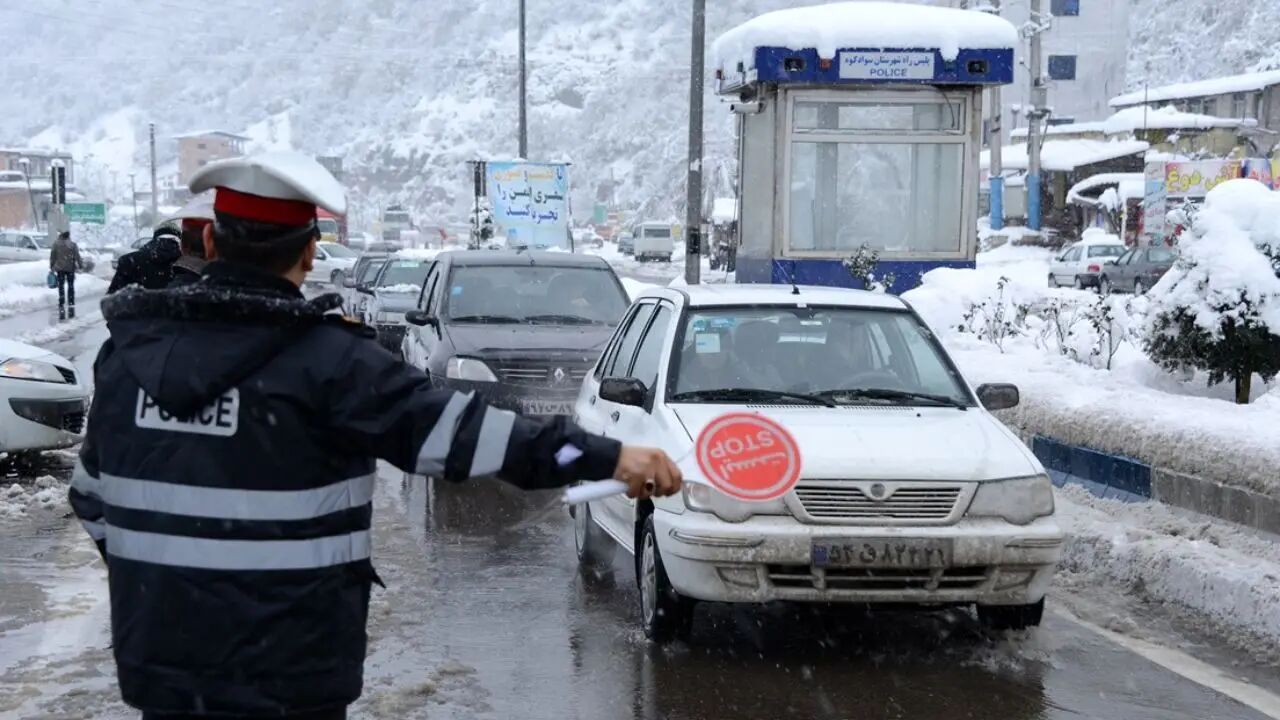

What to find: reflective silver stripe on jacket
left=105, top=526, right=372, bottom=571
left=470, top=407, right=516, bottom=476
left=415, top=392, right=471, bottom=475
left=71, top=460, right=102, bottom=499
left=79, top=519, right=106, bottom=541
left=100, top=473, right=376, bottom=521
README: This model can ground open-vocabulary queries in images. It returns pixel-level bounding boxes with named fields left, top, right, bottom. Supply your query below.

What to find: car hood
left=445, top=322, right=615, bottom=356
left=670, top=405, right=1039, bottom=482
left=0, top=338, right=71, bottom=368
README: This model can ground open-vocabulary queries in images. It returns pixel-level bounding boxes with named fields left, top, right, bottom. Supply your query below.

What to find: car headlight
left=446, top=357, right=498, bottom=382
left=682, top=482, right=787, bottom=523
left=966, top=475, right=1055, bottom=525
left=0, top=358, right=68, bottom=383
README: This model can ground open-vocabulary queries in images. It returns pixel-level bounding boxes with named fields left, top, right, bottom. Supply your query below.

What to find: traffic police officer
left=164, top=190, right=214, bottom=286
left=70, top=151, right=681, bottom=720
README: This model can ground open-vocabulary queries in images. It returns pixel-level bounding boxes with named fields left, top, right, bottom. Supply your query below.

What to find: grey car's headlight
left=966, top=475, right=1055, bottom=525
left=0, top=358, right=68, bottom=383
left=683, top=482, right=787, bottom=523
left=446, top=357, right=498, bottom=382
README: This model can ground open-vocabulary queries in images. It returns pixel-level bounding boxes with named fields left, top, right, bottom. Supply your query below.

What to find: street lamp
left=129, top=172, right=138, bottom=231
left=17, top=157, right=39, bottom=230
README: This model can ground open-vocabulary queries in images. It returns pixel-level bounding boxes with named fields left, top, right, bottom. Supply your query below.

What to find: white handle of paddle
left=563, top=479, right=641, bottom=505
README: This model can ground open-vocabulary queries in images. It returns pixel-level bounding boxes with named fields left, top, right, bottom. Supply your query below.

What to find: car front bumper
left=431, top=377, right=581, bottom=419
left=2, top=385, right=88, bottom=453
left=655, top=510, right=1064, bottom=606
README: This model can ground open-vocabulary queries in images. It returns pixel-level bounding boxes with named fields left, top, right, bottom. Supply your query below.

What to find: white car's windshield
left=444, top=265, right=628, bottom=325
left=1087, top=245, right=1125, bottom=258
left=669, top=306, right=971, bottom=407
left=317, top=219, right=341, bottom=235
left=376, top=259, right=431, bottom=288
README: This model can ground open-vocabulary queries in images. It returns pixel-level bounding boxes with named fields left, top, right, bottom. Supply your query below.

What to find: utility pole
left=148, top=122, right=159, bottom=225
left=1025, top=0, right=1048, bottom=232
left=18, top=157, right=39, bottom=230
left=517, top=0, right=528, bottom=159
left=985, top=0, right=1004, bottom=231
left=130, top=173, right=138, bottom=231
left=684, top=0, right=706, bottom=285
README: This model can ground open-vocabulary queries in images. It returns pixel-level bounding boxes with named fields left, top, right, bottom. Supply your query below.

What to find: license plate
left=812, top=538, right=952, bottom=569
left=523, top=400, right=575, bottom=416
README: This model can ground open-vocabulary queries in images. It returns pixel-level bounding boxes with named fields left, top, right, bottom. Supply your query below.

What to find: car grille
left=767, top=565, right=991, bottom=591
left=62, top=410, right=86, bottom=434
left=793, top=483, right=964, bottom=522
left=56, top=366, right=76, bottom=384
left=491, top=361, right=592, bottom=387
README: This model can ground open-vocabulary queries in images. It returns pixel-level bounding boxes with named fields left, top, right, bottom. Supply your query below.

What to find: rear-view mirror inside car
left=599, top=377, right=647, bottom=407
left=976, top=383, right=1020, bottom=411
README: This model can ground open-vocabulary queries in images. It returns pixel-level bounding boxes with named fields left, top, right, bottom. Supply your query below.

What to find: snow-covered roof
left=712, top=1, right=1018, bottom=71
left=173, top=129, right=251, bottom=141
left=980, top=139, right=1149, bottom=173
left=1009, top=121, right=1107, bottom=139
left=711, top=198, right=737, bottom=224
left=1067, top=172, right=1145, bottom=208
left=0, top=147, right=72, bottom=157
left=1101, top=105, right=1257, bottom=134
left=1110, top=70, right=1280, bottom=108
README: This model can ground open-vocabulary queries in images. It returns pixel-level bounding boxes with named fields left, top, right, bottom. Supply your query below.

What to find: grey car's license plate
left=812, top=539, right=952, bottom=569
left=523, top=400, right=575, bottom=416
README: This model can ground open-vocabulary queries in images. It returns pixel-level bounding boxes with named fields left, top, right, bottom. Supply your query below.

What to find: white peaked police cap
left=189, top=150, right=347, bottom=226
left=163, top=190, right=215, bottom=225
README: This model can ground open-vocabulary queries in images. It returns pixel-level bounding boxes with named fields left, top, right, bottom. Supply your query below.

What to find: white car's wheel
left=1047, top=273, right=1057, bottom=288
left=1133, top=278, right=1146, bottom=295
left=573, top=501, right=614, bottom=577
left=1073, top=275, right=1086, bottom=290
left=638, top=515, right=694, bottom=643
left=978, top=598, right=1044, bottom=631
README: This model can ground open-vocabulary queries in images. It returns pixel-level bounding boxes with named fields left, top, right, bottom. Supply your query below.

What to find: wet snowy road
left=2, top=463, right=1276, bottom=720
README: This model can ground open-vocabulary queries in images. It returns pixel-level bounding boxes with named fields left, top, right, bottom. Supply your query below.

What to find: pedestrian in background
left=49, top=230, right=82, bottom=319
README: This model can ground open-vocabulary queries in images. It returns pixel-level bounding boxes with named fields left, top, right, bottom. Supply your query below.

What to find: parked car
left=0, top=338, right=89, bottom=457
left=1098, top=245, right=1177, bottom=295
left=357, top=256, right=435, bottom=356
left=402, top=250, right=630, bottom=418
left=633, top=222, right=674, bottom=262
left=571, top=284, right=1063, bottom=641
left=1048, top=232, right=1126, bottom=289
left=342, top=252, right=391, bottom=316
left=0, top=230, right=49, bottom=263
left=307, top=241, right=358, bottom=286
left=617, top=232, right=635, bottom=256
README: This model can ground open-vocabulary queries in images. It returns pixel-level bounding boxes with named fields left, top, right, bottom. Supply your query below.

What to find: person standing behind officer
left=107, top=225, right=182, bottom=293
left=165, top=191, right=214, bottom=286
left=49, top=230, right=83, bottom=319
left=69, top=151, right=681, bottom=720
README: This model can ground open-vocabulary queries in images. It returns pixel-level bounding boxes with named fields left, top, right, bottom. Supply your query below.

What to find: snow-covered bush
left=1144, top=180, right=1280, bottom=404
left=843, top=245, right=897, bottom=293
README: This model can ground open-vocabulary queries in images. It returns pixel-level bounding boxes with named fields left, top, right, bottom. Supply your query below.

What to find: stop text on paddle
left=696, top=413, right=801, bottom=502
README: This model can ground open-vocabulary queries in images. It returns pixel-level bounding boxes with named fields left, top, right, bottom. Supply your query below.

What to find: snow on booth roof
left=713, top=2, right=1017, bottom=88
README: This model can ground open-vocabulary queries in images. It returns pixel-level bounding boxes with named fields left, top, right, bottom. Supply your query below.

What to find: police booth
left=714, top=6, right=1015, bottom=293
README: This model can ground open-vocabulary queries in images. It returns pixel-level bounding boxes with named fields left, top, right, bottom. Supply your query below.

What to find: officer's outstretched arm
left=330, top=340, right=621, bottom=490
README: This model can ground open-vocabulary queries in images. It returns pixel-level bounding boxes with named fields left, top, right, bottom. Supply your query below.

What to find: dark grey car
left=1099, top=245, right=1177, bottom=295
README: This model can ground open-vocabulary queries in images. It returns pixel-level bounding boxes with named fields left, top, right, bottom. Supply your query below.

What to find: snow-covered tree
left=1144, top=180, right=1280, bottom=404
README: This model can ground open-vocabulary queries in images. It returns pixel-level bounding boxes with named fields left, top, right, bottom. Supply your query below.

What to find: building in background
left=0, top=148, right=75, bottom=186
left=970, top=0, right=1130, bottom=146
left=1109, top=70, right=1280, bottom=154
left=175, top=130, right=249, bottom=187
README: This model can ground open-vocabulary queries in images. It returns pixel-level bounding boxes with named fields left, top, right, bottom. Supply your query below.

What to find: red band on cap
left=214, top=187, right=316, bottom=226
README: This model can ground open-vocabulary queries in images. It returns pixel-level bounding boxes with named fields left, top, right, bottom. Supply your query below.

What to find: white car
left=0, top=339, right=89, bottom=456
left=1048, top=231, right=1127, bottom=289
left=572, top=284, right=1064, bottom=641
left=0, top=230, right=50, bottom=263
left=308, top=241, right=358, bottom=285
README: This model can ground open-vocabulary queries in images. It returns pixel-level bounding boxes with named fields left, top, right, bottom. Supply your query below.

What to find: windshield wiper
left=670, top=387, right=836, bottom=408
left=448, top=314, right=522, bottom=324
left=813, top=387, right=968, bottom=409
left=522, top=313, right=601, bottom=325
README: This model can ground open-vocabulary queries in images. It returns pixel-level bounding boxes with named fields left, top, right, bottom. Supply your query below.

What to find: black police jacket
left=107, top=238, right=181, bottom=293
left=69, top=261, right=621, bottom=716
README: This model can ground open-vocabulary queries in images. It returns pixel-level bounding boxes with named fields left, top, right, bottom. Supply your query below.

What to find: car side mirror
left=406, top=310, right=438, bottom=327
left=599, top=377, right=647, bottom=407
left=342, top=275, right=357, bottom=288
left=976, top=383, right=1020, bottom=411
left=356, top=283, right=375, bottom=295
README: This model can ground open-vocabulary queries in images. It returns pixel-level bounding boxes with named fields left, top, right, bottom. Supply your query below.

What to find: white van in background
left=633, top=222, right=673, bottom=262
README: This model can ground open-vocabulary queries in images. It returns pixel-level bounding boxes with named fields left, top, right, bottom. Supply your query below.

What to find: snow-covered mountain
left=2, top=0, right=1276, bottom=227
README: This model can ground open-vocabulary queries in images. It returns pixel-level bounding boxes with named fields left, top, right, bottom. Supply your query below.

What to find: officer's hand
left=614, top=447, right=682, bottom=499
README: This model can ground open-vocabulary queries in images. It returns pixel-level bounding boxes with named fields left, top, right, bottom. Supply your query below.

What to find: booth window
left=786, top=92, right=968, bottom=257
left=1047, top=55, right=1077, bottom=81
left=1050, top=0, right=1080, bottom=16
